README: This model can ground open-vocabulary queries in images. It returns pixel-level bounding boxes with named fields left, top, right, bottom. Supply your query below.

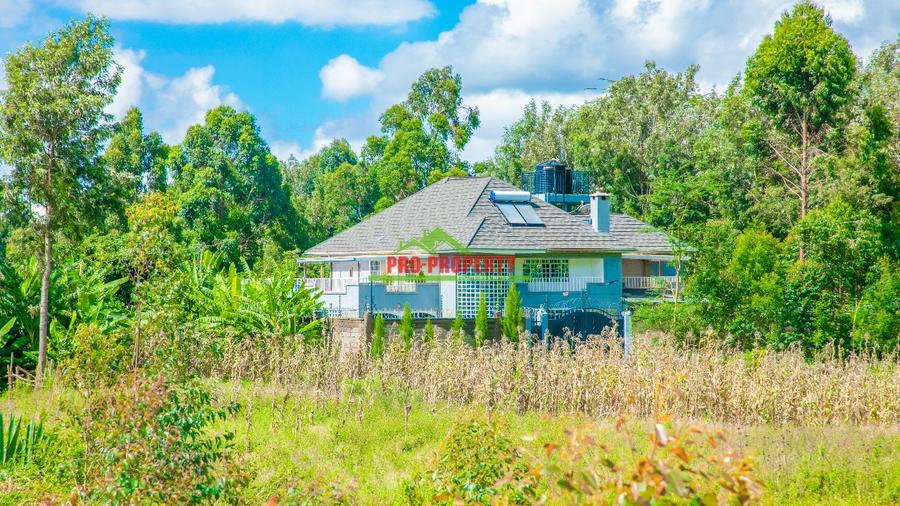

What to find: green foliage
left=399, top=303, right=414, bottom=349
left=502, top=283, right=524, bottom=342
left=175, top=251, right=322, bottom=340
left=474, top=293, right=489, bottom=347
left=852, top=258, right=900, bottom=348
left=364, top=66, right=479, bottom=207
left=372, top=314, right=385, bottom=359
left=568, top=62, right=712, bottom=218
left=0, top=413, right=46, bottom=467
left=173, top=106, right=301, bottom=264
left=745, top=2, right=857, bottom=136
left=0, top=14, right=121, bottom=378
left=424, top=318, right=435, bottom=344
left=78, top=372, right=249, bottom=503
left=404, top=419, right=534, bottom=505
left=483, top=100, right=568, bottom=184
left=451, top=311, right=466, bottom=344
left=0, top=14, right=121, bottom=230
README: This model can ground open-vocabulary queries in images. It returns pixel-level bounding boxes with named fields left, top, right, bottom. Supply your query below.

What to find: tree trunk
left=133, top=291, right=142, bottom=370
left=36, top=212, right=51, bottom=387
left=798, top=115, right=809, bottom=261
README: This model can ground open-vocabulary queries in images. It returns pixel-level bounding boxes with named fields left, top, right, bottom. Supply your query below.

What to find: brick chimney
left=590, top=193, right=610, bottom=233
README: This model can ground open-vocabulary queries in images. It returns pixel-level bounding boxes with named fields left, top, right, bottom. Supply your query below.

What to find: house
left=573, top=207, right=683, bottom=299
left=300, top=167, right=682, bottom=336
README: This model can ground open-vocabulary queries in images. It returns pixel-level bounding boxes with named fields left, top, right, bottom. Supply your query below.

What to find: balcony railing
left=622, top=276, right=678, bottom=291
left=298, top=278, right=349, bottom=294
left=526, top=276, right=604, bottom=292
left=385, top=280, right=418, bottom=293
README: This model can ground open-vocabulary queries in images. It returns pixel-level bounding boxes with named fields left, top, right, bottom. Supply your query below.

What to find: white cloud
left=820, top=0, right=866, bottom=24
left=0, top=0, right=31, bottom=28
left=107, top=47, right=146, bottom=118
left=110, top=46, right=243, bottom=143
left=307, top=0, right=898, bottom=163
left=151, top=66, right=244, bottom=142
left=462, top=89, right=595, bottom=161
left=320, top=55, right=384, bottom=101
left=66, top=0, right=435, bottom=26
left=269, top=140, right=303, bottom=162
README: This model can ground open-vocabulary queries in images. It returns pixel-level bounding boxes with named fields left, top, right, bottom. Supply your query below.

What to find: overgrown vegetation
left=0, top=3, right=897, bottom=505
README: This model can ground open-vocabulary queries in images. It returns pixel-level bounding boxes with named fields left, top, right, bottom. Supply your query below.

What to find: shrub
left=538, top=419, right=763, bottom=505
left=502, top=283, right=524, bottom=342
left=474, top=293, right=488, bottom=347
left=371, top=314, right=385, bottom=359
left=424, top=318, right=435, bottom=343
left=77, top=371, right=249, bottom=503
left=404, top=419, right=535, bottom=505
left=399, top=303, right=414, bottom=349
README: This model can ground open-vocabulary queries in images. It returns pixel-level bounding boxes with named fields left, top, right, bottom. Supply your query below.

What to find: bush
left=474, top=293, right=489, bottom=347
left=77, top=371, right=249, bottom=503
left=399, top=303, right=413, bottom=349
left=404, top=419, right=535, bottom=505
left=371, top=313, right=385, bottom=359
left=537, top=419, right=763, bottom=505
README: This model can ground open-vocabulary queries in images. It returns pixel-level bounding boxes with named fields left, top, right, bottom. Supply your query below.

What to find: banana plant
left=182, top=251, right=322, bottom=340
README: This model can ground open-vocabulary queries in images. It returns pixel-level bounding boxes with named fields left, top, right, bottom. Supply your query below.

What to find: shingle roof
left=571, top=204, right=676, bottom=253
left=304, top=177, right=634, bottom=257
left=609, top=214, right=674, bottom=253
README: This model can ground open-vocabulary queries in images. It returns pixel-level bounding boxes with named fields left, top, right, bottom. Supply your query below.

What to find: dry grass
left=168, top=328, right=900, bottom=426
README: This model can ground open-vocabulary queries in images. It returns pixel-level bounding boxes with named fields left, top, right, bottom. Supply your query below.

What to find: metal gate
left=543, top=308, right=619, bottom=340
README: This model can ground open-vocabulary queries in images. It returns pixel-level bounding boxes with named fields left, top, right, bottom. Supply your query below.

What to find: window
left=370, top=260, right=381, bottom=277
left=523, top=259, right=569, bottom=281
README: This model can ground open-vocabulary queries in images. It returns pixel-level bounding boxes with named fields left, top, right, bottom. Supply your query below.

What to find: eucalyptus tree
left=0, top=16, right=120, bottom=382
left=744, top=2, right=857, bottom=224
left=172, top=106, right=301, bottom=264
left=486, top=100, right=569, bottom=185
left=364, top=66, right=480, bottom=209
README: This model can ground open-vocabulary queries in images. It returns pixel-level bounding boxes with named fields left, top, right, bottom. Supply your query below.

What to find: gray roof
left=304, top=177, right=634, bottom=257
left=610, top=214, right=675, bottom=253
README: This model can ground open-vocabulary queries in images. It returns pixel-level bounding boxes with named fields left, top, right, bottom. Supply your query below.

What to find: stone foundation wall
left=328, top=313, right=502, bottom=355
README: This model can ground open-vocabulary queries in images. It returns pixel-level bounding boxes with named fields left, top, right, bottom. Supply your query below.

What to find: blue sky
left=1, top=0, right=897, bottom=164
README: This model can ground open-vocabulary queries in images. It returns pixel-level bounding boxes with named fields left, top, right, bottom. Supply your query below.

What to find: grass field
left=3, top=376, right=899, bottom=505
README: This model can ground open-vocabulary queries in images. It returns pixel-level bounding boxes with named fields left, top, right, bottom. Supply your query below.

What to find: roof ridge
left=464, top=177, right=492, bottom=217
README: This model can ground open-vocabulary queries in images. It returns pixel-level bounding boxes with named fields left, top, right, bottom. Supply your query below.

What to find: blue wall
left=362, top=283, right=442, bottom=316
left=359, top=255, right=624, bottom=318
left=516, top=255, right=622, bottom=313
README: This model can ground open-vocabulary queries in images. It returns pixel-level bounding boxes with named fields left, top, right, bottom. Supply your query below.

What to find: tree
left=567, top=62, right=712, bottom=217
left=744, top=2, right=857, bottom=226
left=0, top=16, right=121, bottom=382
left=364, top=66, right=479, bottom=208
left=485, top=100, right=569, bottom=184
left=474, top=293, right=489, bottom=347
left=451, top=311, right=465, bottom=343
left=399, top=303, right=414, bottom=349
left=371, top=313, right=385, bottom=359
left=122, top=192, right=183, bottom=367
left=103, top=108, right=169, bottom=204
left=501, top=283, right=523, bottom=342
left=781, top=198, right=884, bottom=348
left=172, top=106, right=301, bottom=263
left=424, top=318, right=435, bottom=344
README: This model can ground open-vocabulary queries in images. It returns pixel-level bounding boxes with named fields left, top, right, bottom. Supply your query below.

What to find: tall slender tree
left=745, top=2, right=857, bottom=224
left=0, top=16, right=120, bottom=383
